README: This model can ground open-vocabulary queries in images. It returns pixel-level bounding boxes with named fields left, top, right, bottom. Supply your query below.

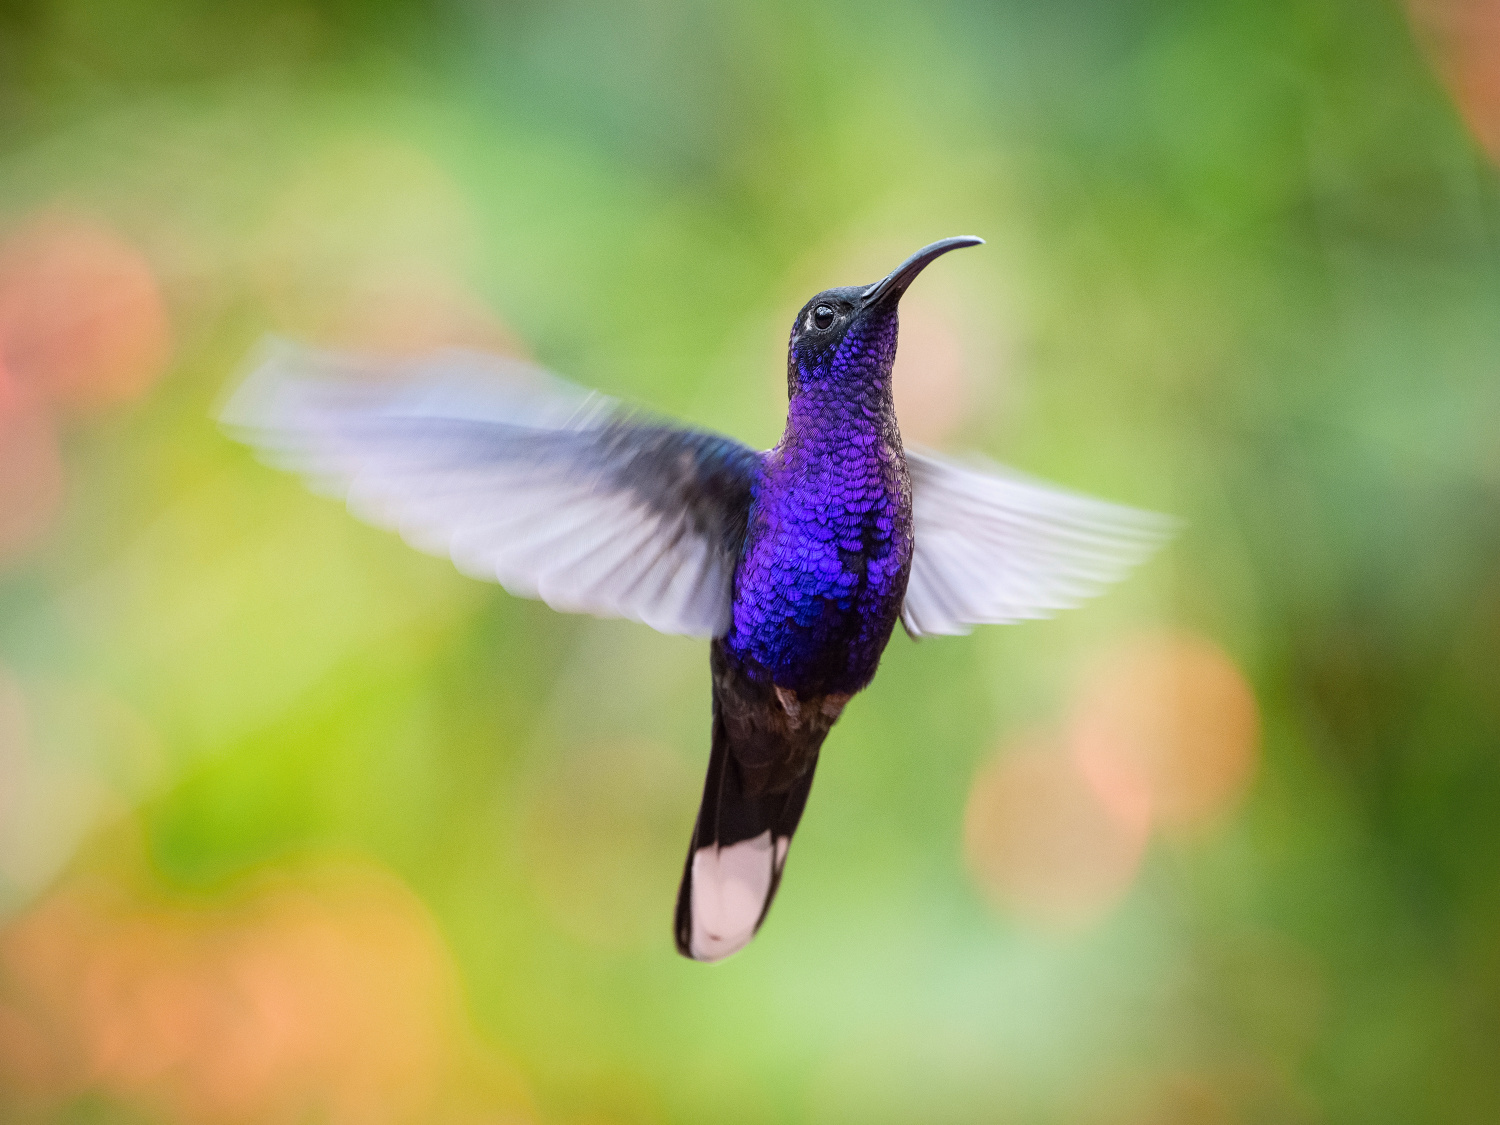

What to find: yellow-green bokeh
left=1, top=1, right=1498, bottom=1122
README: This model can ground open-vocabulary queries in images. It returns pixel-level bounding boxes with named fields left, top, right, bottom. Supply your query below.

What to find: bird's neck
left=780, top=367, right=899, bottom=460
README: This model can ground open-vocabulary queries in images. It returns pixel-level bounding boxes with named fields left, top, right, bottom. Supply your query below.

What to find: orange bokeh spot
left=1068, top=633, right=1259, bottom=838
left=1408, top=0, right=1500, bottom=163
left=1076, top=1070, right=1240, bottom=1125
left=0, top=370, right=64, bottom=565
left=0, top=860, right=533, bottom=1124
left=963, top=738, right=1150, bottom=930
left=0, top=212, right=172, bottom=415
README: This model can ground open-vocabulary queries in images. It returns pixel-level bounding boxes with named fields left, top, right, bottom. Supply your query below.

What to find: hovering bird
left=222, top=236, right=1170, bottom=962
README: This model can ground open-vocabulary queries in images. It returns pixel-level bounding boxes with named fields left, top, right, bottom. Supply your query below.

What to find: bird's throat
left=727, top=374, right=912, bottom=696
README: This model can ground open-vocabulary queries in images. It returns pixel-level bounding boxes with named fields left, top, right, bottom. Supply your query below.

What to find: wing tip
left=904, top=445, right=1179, bottom=636
left=217, top=335, right=748, bottom=641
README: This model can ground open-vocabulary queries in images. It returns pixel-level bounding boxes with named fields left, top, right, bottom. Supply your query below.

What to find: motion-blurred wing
left=221, top=340, right=762, bottom=638
left=902, top=450, right=1173, bottom=638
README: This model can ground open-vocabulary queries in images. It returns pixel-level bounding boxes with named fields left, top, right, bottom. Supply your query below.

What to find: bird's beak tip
left=862, top=236, right=985, bottom=305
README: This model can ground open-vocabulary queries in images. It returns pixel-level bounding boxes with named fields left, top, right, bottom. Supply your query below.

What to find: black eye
left=812, top=304, right=835, bottom=331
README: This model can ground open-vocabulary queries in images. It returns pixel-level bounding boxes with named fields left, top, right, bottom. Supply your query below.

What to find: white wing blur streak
left=220, top=340, right=762, bottom=638
left=902, top=449, right=1174, bottom=638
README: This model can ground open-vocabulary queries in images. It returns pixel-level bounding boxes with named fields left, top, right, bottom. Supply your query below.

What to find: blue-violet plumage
left=223, top=236, right=1180, bottom=965
left=726, top=301, right=912, bottom=696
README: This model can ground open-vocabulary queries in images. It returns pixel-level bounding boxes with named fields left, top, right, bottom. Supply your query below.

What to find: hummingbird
left=222, top=236, right=1170, bottom=962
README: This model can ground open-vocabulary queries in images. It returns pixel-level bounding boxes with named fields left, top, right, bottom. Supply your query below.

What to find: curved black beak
left=861, top=236, right=984, bottom=308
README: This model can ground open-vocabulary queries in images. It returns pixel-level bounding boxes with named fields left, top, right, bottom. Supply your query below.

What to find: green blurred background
left=1, top=0, right=1498, bottom=1122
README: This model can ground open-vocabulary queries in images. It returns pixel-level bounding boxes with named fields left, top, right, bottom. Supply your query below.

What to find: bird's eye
left=811, top=305, right=835, bottom=331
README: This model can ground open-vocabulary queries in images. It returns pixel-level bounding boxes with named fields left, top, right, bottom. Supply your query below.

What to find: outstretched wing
left=221, top=340, right=762, bottom=638
left=902, top=450, right=1174, bottom=638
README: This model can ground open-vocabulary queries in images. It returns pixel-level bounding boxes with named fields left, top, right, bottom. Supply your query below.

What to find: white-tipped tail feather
left=687, top=832, right=792, bottom=962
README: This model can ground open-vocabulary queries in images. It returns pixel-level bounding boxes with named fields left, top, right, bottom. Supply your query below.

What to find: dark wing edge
left=220, top=338, right=762, bottom=638
left=902, top=448, right=1177, bottom=638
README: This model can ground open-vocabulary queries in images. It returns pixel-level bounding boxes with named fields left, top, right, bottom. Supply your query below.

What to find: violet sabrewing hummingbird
left=222, top=237, right=1170, bottom=962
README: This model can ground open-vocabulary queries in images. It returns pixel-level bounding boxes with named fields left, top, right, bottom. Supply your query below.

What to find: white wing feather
left=902, top=450, right=1174, bottom=638
left=221, top=340, right=758, bottom=638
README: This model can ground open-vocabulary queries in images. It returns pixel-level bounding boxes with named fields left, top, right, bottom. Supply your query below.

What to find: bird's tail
left=673, top=706, right=821, bottom=962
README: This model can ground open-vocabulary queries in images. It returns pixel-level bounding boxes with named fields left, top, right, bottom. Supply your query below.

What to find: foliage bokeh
left=1, top=0, right=1499, bottom=1122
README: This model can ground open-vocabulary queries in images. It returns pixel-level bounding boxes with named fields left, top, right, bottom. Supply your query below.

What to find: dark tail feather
left=673, top=711, right=820, bottom=962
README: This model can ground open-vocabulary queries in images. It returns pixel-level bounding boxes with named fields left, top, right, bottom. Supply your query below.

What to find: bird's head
left=786, top=236, right=983, bottom=399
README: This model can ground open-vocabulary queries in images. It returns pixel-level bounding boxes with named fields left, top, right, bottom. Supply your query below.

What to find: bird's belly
left=725, top=504, right=912, bottom=696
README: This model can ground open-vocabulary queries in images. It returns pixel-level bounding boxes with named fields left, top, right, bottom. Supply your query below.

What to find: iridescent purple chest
left=724, top=392, right=913, bottom=696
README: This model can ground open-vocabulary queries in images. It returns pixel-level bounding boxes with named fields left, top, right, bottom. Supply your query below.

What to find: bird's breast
left=725, top=430, right=912, bottom=696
